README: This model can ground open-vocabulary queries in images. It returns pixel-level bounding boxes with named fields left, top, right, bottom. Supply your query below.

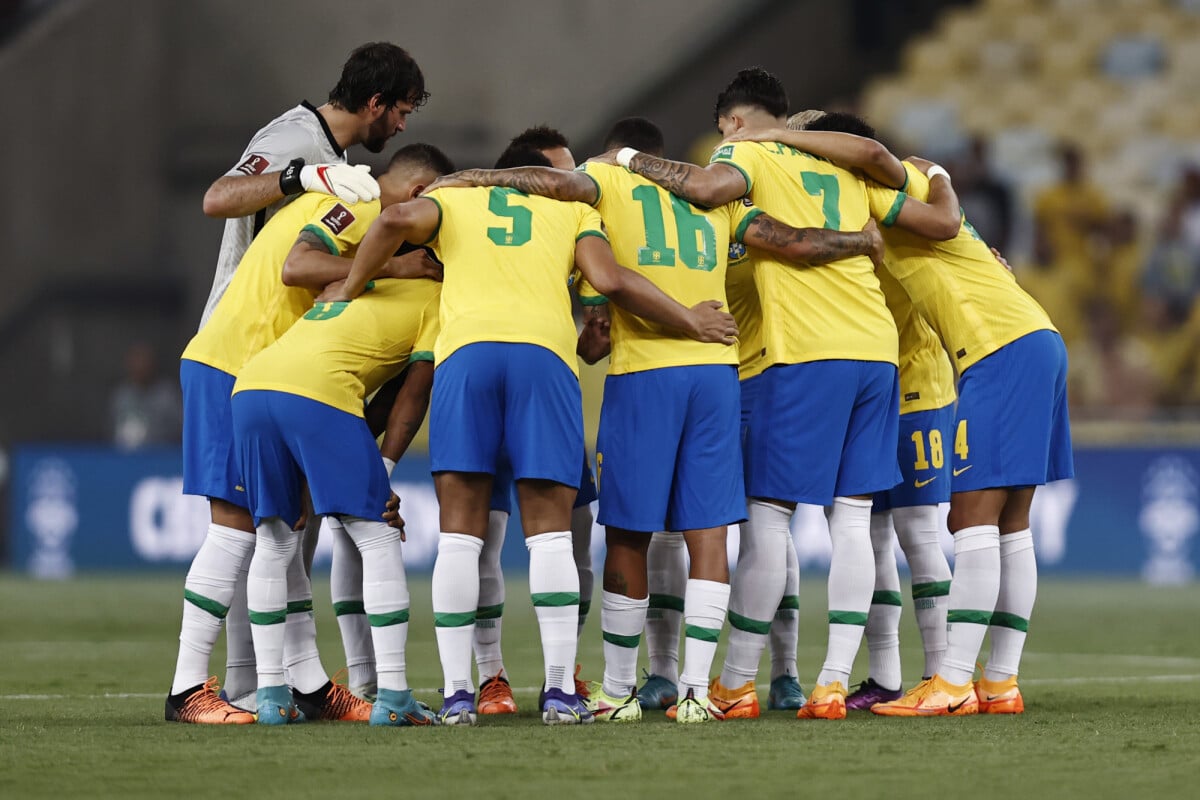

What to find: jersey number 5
left=487, top=187, right=532, bottom=247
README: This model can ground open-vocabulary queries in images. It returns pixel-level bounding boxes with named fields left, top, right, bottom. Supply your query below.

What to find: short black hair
left=387, top=142, right=455, bottom=176
left=603, top=117, right=665, bottom=156
left=494, top=146, right=553, bottom=170
left=801, top=111, right=877, bottom=141
left=508, top=125, right=570, bottom=153
left=714, top=67, right=788, bottom=125
left=328, top=42, right=429, bottom=113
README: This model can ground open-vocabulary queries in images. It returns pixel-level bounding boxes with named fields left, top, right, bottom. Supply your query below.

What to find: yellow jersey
left=422, top=187, right=606, bottom=376
left=578, top=163, right=761, bottom=375
left=876, top=264, right=955, bottom=414
left=181, top=194, right=380, bottom=376
left=725, top=239, right=766, bottom=380
left=710, top=141, right=903, bottom=366
left=232, top=278, right=441, bottom=417
left=880, top=162, right=1057, bottom=373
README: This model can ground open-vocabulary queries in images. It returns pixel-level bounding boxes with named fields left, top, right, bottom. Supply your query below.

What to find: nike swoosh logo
left=914, top=477, right=937, bottom=488
left=952, top=466, right=973, bottom=477
left=947, top=699, right=968, bottom=713
left=985, top=695, right=1003, bottom=702
left=316, top=165, right=334, bottom=192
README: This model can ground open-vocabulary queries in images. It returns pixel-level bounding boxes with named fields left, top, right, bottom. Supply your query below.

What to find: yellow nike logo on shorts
left=914, top=477, right=937, bottom=488
left=952, top=466, right=973, bottom=477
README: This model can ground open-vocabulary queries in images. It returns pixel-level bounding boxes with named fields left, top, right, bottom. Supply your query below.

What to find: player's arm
left=742, top=214, right=885, bottom=268
left=576, top=303, right=612, bottom=364
left=890, top=158, right=962, bottom=241
left=590, top=149, right=747, bottom=208
left=203, top=162, right=380, bottom=218
left=380, top=360, right=434, bottom=463
left=281, top=233, right=442, bottom=290
left=725, top=128, right=907, bottom=189
left=426, top=168, right=598, bottom=205
left=573, top=236, right=737, bottom=345
left=329, top=198, right=441, bottom=301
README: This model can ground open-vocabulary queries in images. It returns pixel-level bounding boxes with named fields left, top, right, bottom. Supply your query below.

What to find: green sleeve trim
left=578, top=293, right=609, bottom=306
left=301, top=223, right=339, bottom=255
left=576, top=168, right=602, bottom=206
left=418, top=196, right=442, bottom=245
left=713, top=159, right=752, bottom=195
left=899, top=168, right=910, bottom=192
left=408, top=350, right=434, bottom=364
left=733, top=208, right=764, bottom=243
left=881, top=192, right=908, bottom=227
left=576, top=229, right=608, bottom=243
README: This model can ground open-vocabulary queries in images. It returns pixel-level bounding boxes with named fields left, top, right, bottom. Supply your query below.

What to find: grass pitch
left=2, top=574, right=1198, bottom=799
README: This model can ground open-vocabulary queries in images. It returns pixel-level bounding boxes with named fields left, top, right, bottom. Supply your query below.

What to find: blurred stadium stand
left=2, top=0, right=1199, bottom=574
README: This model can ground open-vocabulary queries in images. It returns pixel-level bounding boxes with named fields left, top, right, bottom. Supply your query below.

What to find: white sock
left=223, top=545, right=256, bottom=701
left=817, top=497, right=874, bottom=687
left=645, top=531, right=686, bottom=683
left=769, top=530, right=800, bottom=681
left=893, top=504, right=951, bottom=677
left=985, top=529, right=1037, bottom=681
left=572, top=505, right=594, bottom=638
left=527, top=530, right=580, bottom=693
left=247, top=518, right=300, bottom=688
left=329, top=516, right=375, bottom=691
left=171, top=523, right=255, bottom=695
left=474, top=510, right=508, bottom=681
left=680, top=578, right=730, bottom=702
left=432, top=533, right=483, bottom=695
left=722, top=501, right=789, bottom=687
left=940, top=525, right=1001, bottom=685
left=343, top=516, right=410, bottom=692
left=601, top=590, right=648, bottom=697
left=283, top=539, right=327, bottom=694
left=866, top=511, right=903, bottom=691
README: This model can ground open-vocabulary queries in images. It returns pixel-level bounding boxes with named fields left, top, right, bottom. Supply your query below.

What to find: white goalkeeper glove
left=285, top=162, right=380, bottom=204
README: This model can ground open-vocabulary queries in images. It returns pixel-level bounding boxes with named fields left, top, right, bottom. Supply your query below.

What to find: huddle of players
left=164, top=42, right=1071, bottom=728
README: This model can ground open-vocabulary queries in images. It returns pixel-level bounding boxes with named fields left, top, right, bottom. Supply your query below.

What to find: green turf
left=2, top=575, right=1198, bottom=799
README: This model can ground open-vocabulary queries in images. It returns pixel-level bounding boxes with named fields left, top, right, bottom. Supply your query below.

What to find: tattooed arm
left=587, top=148, right=747, bottom=208
left=281, top=230, right=356, bottom=289
left=425, top=167, right=598, bottom=204
left=742, top=215, right=886, bottom=269
left=725, top=128, right=907, bottom=189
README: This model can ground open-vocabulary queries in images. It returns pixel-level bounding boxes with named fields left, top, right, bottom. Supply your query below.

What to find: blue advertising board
left=9, top=444, right=1199, bottom=583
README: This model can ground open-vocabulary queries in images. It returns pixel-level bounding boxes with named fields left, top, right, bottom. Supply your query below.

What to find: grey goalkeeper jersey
left=198, top=101, right=346, bottom=329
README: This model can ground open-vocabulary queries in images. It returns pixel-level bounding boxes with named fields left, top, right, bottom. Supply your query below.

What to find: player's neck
left=737, top=110, right=785, bottom=135
left=315, top=103, right=363, bottom=151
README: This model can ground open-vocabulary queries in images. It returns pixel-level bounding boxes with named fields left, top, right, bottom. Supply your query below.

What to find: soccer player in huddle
left=471, top=127, right=601, bottom=716
left=165, top=144, right=441, bottom=724
left=425, top=115, right=885, bottom=722
left=748, top=116, right=1073, bottom=716
left=326, top=146, right=738, bottom=726
left=782, top=111, right=956, bottom=706
left=612, top=67, right=961, bottom=720
left=229, top=145, right=453, bottom=726
left=166, top=43, right=429, bottom=722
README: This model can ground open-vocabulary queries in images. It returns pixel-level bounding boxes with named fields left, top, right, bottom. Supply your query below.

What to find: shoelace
left=326, top=683, right=368, bottom=717
left=183, top=679, right=232, bottom=715
left=479, top=677, right=510, bottom=703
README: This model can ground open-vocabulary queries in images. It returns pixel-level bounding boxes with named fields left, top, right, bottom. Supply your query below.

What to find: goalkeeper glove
left=280, top=160, right=380, bottom=204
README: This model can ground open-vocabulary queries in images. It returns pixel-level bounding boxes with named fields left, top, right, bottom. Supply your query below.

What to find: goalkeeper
left=168, top=42, right=431, bottom=722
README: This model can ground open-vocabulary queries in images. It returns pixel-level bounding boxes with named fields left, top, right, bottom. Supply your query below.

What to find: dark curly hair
left=713, top=67, right=788, bottom=125
left=328, top=42, right=429, bottom=113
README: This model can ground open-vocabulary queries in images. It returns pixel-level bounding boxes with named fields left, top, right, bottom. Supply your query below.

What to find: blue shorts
left=873, top=403, right=955, bottom=511
left=739, top=374, right=764, bottom=479
left=597, top=364, right=744, bottom=532
left=746, top=360, right=901, bottom=505
left=180, top=359, right=244, bottom=507
left=231, top=390, right=392, bottom=527
left=952, top=330, right=1074, bottom=491
left=491, top=453, right=597, bottom=515
left=431, top=343, right=583, bottom=488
